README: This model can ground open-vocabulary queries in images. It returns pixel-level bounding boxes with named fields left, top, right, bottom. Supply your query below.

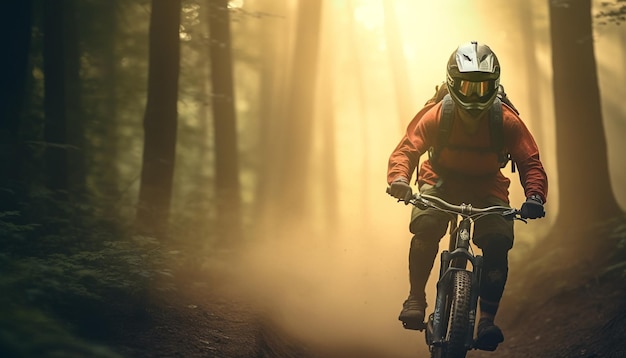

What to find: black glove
left=520, top=195, right=545, bottom=219
left=387, top=177, right=413, bottom=202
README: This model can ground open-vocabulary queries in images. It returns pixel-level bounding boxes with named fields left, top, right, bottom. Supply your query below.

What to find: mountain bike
left=402, top=193, right=526, bottom=358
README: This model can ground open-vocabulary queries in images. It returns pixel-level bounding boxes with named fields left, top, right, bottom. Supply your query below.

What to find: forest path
left=110, top=260, right=626, bottom=358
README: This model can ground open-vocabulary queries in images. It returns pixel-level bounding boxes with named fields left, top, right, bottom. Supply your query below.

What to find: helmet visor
left=456, top=79, right=496, bottom=98
left=448, top=77, right=499, bottom=111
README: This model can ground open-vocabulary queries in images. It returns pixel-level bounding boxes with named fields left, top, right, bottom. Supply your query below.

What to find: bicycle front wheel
left=431, top=270, right=472, bottom=358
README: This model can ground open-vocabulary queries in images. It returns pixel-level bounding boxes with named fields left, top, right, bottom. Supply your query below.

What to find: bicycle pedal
left=473, top=336, right=502, bottom=351
left=402, top=321, right=426, bottom=331
left=473, top=342, right=499, bottom=351
left=474, top=325, right=504, bottom=351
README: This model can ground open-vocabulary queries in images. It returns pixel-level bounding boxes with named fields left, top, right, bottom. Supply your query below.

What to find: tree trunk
left=100, top=0, right=121, bottom=203
left=63, top=0, right=86, bottom=197
left=0, top=1, right=32, bottom=210
left=548, top=0, right=622, bottom=235
left=517, top=0, right=545, bottom=142
left=207, top=0, right=243, bottom=245
left=274, top=0, right=322, bottom=222
left=253, top=0, right=290, bottom=239
left=346, top=0, right=370, bottom=223
left=43, top=0, right=72, bottom=195
left=135, top=0, right=181, bottom=237
left=382, top=1, right=414, bottom=127
left=318, top=5, right=338, bottom=234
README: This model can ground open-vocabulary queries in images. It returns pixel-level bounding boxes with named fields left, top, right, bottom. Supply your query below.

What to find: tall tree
left=382, top=1, right=414, bottom=126
left=250, top=0, right=322, bottom=235
left=42, top=0, right=84, bottom=197
left=253, top=0, right=291, bottom=239
left=346, top=0, right=371, bottom=223
left=135, top=0, right=182, bottom=237
left=548, top=0, right=622, bottom=237
left=516, top=0, right=545, bottom=142
left=318, top=3, right=338, bottom=233
left=0, top=1, right=32, bottom=209
left=91, top=0, right=121, bottom=203
left=206, top=0, right=243, bottom=245
left=274, top=0, right=323, bottom=222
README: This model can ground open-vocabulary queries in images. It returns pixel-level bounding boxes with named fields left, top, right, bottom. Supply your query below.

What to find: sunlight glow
left=353, top=1, right=383, bottom=30
left=228, top=0, right=244, bottom=9
left=189, top=0, right=624, bottom=356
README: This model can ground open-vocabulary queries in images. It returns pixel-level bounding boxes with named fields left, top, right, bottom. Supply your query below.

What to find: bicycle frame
left=406, top=193, right=524, bottom=356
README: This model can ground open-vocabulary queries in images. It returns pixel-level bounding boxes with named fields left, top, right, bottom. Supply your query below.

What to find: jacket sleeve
left=387, top=104, right=437, bottom=185
left=504, top=110, right=549, bottom=203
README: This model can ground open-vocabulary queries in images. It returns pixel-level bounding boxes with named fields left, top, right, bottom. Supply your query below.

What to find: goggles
left=456, top=79, right=496, bottom=98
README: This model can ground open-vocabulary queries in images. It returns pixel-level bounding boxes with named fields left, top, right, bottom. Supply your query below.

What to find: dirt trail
left=110, top=267, right=625, bottom=358
left=111, top=220, right=626, bottom=358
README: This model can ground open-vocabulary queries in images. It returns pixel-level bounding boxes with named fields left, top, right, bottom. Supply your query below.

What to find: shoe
left=398, top=294, right=426, bottom=330
left=474, top=318, right=504, bottom=351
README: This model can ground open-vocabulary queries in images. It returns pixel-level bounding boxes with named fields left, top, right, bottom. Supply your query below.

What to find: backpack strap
left=434, top=95, right=454, bottom=186
left=497, top=84, right=520, bottom=115
left=489, top=97, right=515, bottom=170
left=437, top=94, right=455, bottom=150
left=489, top=97, right=504, bottom=156
left=428, top=94, right=455, bottom=173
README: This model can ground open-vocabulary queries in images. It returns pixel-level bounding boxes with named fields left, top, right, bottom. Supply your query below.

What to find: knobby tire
left=431, top=270, right=472, bottom=358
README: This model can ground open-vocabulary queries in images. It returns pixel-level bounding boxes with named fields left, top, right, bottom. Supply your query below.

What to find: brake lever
left=413, top=195, right=430, bottom=210
left=396, top=198, right=409, bottom=206
left=396, top=197, right=414, bottom=206
left=502, top=208, right=527, bottom=223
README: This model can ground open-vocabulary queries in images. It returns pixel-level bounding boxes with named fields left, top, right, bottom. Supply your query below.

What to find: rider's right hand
left=387, top=177, right=413, bottom=202
left=520, top=195, right=545, bottom=219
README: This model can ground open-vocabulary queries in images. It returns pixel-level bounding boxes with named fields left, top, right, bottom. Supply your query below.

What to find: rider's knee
left=409, top=214, right=448, bottom=238
left=477, top=235, right=512, bottom=271
left=479, top=236, right=510, bottom=301
left=474, top=234, right=513, bottom=254
left=410, top=233, right=440, bottom=254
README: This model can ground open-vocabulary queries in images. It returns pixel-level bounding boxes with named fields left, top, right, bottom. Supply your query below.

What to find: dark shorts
left=409, top=184, right=514, bottom=250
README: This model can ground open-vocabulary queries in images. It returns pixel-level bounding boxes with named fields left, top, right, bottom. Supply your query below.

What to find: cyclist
left=386, top=41, right=548, bottom=350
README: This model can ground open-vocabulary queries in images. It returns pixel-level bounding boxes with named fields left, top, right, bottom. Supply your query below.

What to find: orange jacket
left=387, top=101, right=548, bottom=204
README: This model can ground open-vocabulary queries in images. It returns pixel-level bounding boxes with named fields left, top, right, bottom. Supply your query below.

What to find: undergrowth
left=601, top=215, right=626, bottom=278
left=0, top=193, right=180, bottom=358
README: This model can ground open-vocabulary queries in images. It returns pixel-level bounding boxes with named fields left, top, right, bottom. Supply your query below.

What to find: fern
left=0, top=195, right=180, bottom=356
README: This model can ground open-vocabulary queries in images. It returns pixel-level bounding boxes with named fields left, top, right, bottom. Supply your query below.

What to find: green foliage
left=0, top=193, right=179, bottom=356
left=0, top=296, right=122, bottom=358
left=0, top=211, right=37, bottom=243
left=0, top=253, right=123, bottom=357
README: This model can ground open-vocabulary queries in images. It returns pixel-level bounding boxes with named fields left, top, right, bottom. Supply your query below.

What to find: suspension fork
left=458, top=217, right=483, bottom=349
left=430, top=218, right=483, bottom=348
left=431, top=218, right=461, bottom=346
left=467, top=255, right=482, bottom=349
left=431, top=250, right=452, bottom=346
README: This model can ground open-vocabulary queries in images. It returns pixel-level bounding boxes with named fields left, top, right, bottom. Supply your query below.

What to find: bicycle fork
left=428, top=222, right=484, bottom=350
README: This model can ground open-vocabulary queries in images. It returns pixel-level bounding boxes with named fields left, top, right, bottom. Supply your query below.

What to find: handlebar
left=404, top=193, right=526, bottom=223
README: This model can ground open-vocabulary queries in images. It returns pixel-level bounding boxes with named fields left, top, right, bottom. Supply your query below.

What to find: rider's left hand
left=387, top=177, right=412, bottom=201
left=520, top=195, right=545, bottom=219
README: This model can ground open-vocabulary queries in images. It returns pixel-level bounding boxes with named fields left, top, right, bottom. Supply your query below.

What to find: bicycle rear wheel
left=430, top=270, right=472, bottom=358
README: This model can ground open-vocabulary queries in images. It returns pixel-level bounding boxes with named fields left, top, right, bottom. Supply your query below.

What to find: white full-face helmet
left=446, top=41, right=501, bottom=117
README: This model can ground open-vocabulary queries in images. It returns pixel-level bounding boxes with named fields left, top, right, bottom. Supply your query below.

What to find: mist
left=2, top=0, right=624, bottom=356
left=190, top=0, right=626, bottom=356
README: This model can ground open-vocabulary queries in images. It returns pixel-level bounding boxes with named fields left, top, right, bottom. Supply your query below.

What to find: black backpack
left=426, top=83, right=519, bottom=174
